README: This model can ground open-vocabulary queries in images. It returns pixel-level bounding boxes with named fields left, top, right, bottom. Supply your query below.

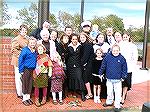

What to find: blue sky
left=4, top=0, right=147, bottom=29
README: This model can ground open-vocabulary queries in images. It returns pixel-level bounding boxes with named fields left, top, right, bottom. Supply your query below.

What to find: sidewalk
left=0, top=66, right=150, bottom=112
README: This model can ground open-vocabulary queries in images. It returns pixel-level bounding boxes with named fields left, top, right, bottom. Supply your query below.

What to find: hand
left=121, top=78, right=124, bottom=82
left=48, top=72, right=52, bottom=77
left=48, top=67, right=52, bottom=77
left=98, top=75, right=103, bottom=82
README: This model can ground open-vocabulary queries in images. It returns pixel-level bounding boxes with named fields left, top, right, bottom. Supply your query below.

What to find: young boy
left=19, top=36, right=37, bottom=106
left=99, top=44, right=127, bottom=111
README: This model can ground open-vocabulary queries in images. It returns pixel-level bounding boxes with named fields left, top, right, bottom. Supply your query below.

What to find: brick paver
left=0, top=80, right=149, bottom=112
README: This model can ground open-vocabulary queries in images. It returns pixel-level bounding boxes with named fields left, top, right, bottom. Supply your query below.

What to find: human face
left=123, top=34, right=130, bottom=42
left=20, top=28, right=27, bottom=36
left=41, top=31, right=50, bottom=42
left=80, top=34, right=86, bottom=43
left=112, top=46, right=120, bottom=56
left=37, top=46, right=44, bottom=55
left=82, top=26, right=91, bottom=33
left=53, top=55, right=59, bottom=62
left=62, top=36, right=69, bottom=44
left=65, top=28, right=73, bottom=36
left=28, top=39, right=37, bottom=49
left=71, top=36, right=78, bottom=46
left=50, top=31, right=57, bottom=41
left=96, top=50, right=103, bottom=58
left=106, top=28, right=113, bottom=36
left=42, top=21, right=50, bottom=29
left=114, top=32, right=122, bottom=43
left=97, top=34, right=104, bottom=43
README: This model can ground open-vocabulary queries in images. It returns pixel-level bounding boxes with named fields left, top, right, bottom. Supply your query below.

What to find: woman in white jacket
left=119, top=32, right=138, bottom=105
left=93, top=33, right=110, bottom=55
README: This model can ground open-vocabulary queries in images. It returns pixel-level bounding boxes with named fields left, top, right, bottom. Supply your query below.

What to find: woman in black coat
left=66, top=33, right=86, bottom=101
left=80, top=32, right=94, bottom=100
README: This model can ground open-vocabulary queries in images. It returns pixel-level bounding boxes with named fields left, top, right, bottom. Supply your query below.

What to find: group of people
left=11, top=20, right=138, bottom=111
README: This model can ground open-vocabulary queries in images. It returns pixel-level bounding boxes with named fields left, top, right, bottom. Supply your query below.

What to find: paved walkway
left=0, top=66, right=150, bottom=112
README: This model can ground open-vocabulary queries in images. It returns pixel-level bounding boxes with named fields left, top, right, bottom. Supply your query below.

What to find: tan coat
left=11, top=34, right=29, bottom=67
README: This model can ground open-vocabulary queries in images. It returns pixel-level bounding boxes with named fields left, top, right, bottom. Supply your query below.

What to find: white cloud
left=3, top=5, right=23, bottom=29
left=84, top=8, right=116, bottom=20
left=114, top=3, right=146, bottom=11
left=123, top=16, right=145, bottom=29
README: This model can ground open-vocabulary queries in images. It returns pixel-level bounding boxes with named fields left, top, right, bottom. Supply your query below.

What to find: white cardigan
left=119, top=41, right=138, bottom=73
left=93, top=42, right=110, bottom=53
left=37, top=39, right=56, bottom=60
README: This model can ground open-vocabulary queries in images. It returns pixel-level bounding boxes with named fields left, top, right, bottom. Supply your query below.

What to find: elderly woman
left=37, top=29, right=56, bottom=60
left=30, top=20, right=51, bottom=40
left=11, top=24, right=29, bottom=99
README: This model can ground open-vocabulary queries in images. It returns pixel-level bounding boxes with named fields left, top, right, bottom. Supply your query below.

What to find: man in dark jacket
left=105, top=27, right=116, bottom=46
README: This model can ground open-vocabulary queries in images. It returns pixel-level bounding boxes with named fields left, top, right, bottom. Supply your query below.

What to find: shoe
left=22, top=100, right=30, bottom=106
left=58, top=100, right=64, bottom=105
left=41, top=97, right=46, bottom=105
left=81, top=92, right=86, bottom=102
left=27, top=99, right=33, bottom=105
left=120, top=102, right=124, bottom=105
left=85, top=94, right=93, bottom=100
left=103, top=103, right=113, bottom=107
left=114, top=108, right=121, bottom=112
left=35, top=98, right=41, bottom=107
left=17, top=96, right=23, bottom=99
left=52, top=100, right=58, bottom=105
left=46, top=97, right=50, bottom=102
left=94, top=97, right=97, bottom=103
left=97, top=98, right=101, bottom=104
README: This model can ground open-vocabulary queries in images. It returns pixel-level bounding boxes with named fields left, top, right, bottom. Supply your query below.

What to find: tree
left=16, top=3, right=38, bottom=29
left=58, top=11, right=81, bottom=32
left=58, top=11, right=73, bottom=30
left=71, top=13, right=81, bottom=33
left=16, top=3, right=58, bottom=30
left=126, top=26, right=144, bottom=42
left=91, top=16, right=105, bottom=33
left=2, top=2, right=12, bottom=25
left=103, top=14, right=124, bottom=33
left=49, top=13, right=58, bottom=28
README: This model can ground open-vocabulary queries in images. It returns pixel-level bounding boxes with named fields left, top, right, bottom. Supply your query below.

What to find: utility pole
left=38, top=0, right=50, bottom=28
left=141, top=0, right=150, bottom=70
left=80, top=0, right=84, bottom=32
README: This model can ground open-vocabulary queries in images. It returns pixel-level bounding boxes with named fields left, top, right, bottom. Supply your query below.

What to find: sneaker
left=17, top=96, right=23, bottom=99
left=103, top=103, right=113, bottom=107
left=114, top=108, right=121, bottom=112
left=52, top=100, right=58, bottom=105
left=94, top=97, right=97, bottom=103
left=22, top=100, right=30, bottom=106
left=97, top=98, right=101, bottom=103
left=27, top=99, right=33, bottom=105
left=58, top=100, right=64, bottom=105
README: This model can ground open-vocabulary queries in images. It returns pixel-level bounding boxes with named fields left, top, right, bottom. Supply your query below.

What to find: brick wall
left=0, top=38, right=15, bottom=92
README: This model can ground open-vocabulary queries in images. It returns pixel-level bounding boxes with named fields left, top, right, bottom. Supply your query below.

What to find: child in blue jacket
left=19, top=36, right=37, bottom=106
left=99, top=44, right=127, bottom=110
